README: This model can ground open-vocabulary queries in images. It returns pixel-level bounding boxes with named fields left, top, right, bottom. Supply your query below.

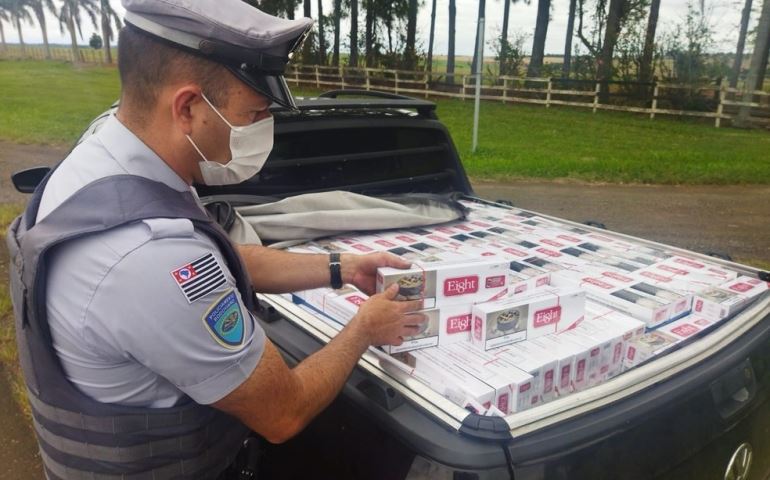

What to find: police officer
left=8, top=1, right=425, bottom=478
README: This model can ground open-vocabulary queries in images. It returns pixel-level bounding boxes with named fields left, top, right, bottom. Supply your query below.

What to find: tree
left=9, top=0, right=33, bottom=58
left=426, top=0, right=436, bottom=74
left=99, top=0, right=120, bottom=64
left=470, top=0, right=486, bottom=75
left=28, top=0, right=55, bottom=59
left=404, top=0, right=418, bottom=69
left=365, top=0, right=373, bottom=66
left=349, top=0, right=358, bottom=66
left=447, top=0, right=456, bottom=84
left=526, top=0, right=551, bottom=77
left=0, top=0, right=10, bottom=52
left=736, top=0, right=770, bottom=126
left=316, top=0, right=326, bottom=64
left=331, top=0, right=343, bottom=66
left=638, top=0, right=660, bottom=84
left=302, top=0, right=312, bottom=61
left=730, top=0, right=753, bottom=88
left=596, top=0, right=628, bottom=99
left=57, top=0, right=99, bottom=64
left=562, top=0, right=577, bottom=77
left=88, top=31, right=100, bottom=49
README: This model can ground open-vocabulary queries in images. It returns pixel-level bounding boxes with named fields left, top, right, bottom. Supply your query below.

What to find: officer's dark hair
left=118, top=25, right=230, bottom=118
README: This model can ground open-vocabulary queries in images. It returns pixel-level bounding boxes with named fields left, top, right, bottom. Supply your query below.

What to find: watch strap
left=329, top=252, right=343, bottom=289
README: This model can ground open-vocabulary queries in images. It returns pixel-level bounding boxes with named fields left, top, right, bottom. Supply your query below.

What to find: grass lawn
left=2, top=59, right=770, bottom=184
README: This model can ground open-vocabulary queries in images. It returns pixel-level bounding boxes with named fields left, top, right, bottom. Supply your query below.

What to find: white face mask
left=186, top=93, right=274, bottom=186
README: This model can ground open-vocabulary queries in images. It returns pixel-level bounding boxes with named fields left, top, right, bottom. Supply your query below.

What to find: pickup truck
left=13, top=90, right=770, bottom=480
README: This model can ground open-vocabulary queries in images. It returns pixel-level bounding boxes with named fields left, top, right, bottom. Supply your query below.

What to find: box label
left=671, top=323, right=699, bottom=337
left=446, top=314, right=472, bottom=334
left=444, top=276, right=479, bottom=296
left=485, top=275, right=507, bottom=288
left=674, top=257, right=704, bottom=269
left=729, top=282, right=753, bottom=293
left=533, top=305, right=562, bottom=328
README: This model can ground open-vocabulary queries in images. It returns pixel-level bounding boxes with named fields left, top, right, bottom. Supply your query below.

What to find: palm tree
left=470, top=0, right=486, bottom=75
left=0, top=0, right=10, bottom=53
left=638, top=0, right=661, bottom=84
left=562, top=0, right=577, bottom=77
left=730, top=0, right=753, bottom=88
left=99, top=0, right=121, bottom=64
left=447, top=0, right=456, bottom=84
left=9, top=0, right=33, bottom=58
left=526, top=0, right=550, bottom=77
left=426, top=0, right=436, bottom=74
left=57, top=0, right=98, bottom=64
left=26, top=0, right=55, bottom=59
left=349, top=0, right=358, bottom=66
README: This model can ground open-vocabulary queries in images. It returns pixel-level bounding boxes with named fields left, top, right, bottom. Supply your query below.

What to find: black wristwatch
left=329, top=253, right=343, bottom=289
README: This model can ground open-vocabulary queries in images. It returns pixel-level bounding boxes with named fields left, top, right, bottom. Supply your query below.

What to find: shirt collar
left=96, top=114, right=190, bottom=193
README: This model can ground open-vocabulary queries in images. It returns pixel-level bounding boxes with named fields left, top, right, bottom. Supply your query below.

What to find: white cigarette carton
left=442, top=343, right=535, bottom=413
left=471, top=286, right=586, bottom=351
left=393, top=348, right=497, bottom=412
left=376, top=259, right=510, bottom=308
left=529, top=335, right=586, bottom=397
left=437, top=304, right=475, bottom=346
left=498, top=341, right=560, bottom=403
left=720, top=276, right=769, bottom=299
left=383, top=308, right=441, bottom=354
left=691, top=286, right=754, bottom=321
left=661, top=256, right=738, bottom=282
left=556, top=328, right=605, bottom=389
left=323, top=290, right=369, bottom=325
left=570, top=320, right=625, bottom=382
left=655, top=314, right=718, bottom=341
left=623, top=330, right=680, bottom=370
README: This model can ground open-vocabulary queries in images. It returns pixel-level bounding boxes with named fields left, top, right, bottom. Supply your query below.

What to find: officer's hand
left=342, top=252, right=411, bottom=295
left=351, top=284, right=427, bottom=346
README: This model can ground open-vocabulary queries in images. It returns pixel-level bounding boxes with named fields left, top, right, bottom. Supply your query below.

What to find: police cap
left=122, top=0, right=313, bottom=109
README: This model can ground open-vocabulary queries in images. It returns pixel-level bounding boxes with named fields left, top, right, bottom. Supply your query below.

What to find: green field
left=2, top=59, right=770, bottom=184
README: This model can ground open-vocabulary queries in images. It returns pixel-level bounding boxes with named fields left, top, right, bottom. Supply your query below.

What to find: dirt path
left=0, top=142, right=768, bottom=478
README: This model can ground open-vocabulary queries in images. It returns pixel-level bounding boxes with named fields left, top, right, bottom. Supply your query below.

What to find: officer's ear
left=171, top=86, right=204, bottom=135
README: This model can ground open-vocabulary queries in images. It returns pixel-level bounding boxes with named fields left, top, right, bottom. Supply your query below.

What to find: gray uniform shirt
left=37, top=115, right=266, bottom=408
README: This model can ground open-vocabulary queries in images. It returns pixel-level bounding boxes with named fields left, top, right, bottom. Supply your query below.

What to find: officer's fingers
left=401, top=324, right=424, bottom=336
left=384, top=253, right=412, bottom=270
left=396, top=299, right=425, bottom=313
left=402, top=312, right=428, bottom=326
left=390, top=336, right=405, bottom=347
left=380, top=283, right=400, bottom=300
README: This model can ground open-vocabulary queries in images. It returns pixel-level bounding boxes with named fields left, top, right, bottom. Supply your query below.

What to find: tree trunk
left=736, top=0, right=770, bottom=126
left=365, top=0, right=374, bottom=67
left=287, top=2, right=295, bottom=19
left=0, top=21, right=6, bottom=52
left=527, top=0, right=551, bottom=77
left=101, top=16, right=112, bottom=64
left=405, top=0, right=418, bottom=69
left=500, top=0, right=511, bottom=75
left=302, top=0, right=312, bottom=61
left=332, top=0, right=341, bottom=66
left=730, top=0, right=753, bottom=88
left=317, top=0, right=326, bottom=64
left=639, top=0, right=660, bottom=84
left=33, top=6, right=51, bottom=59
left=447, top=0, right=456, bottom=84
left=562, top=0, right=577, bottom=78
left=349, top=0, right=358, bottom=66
left=471, top=0, right=486, bottom=74
left=427, top=0, right=437, bottom=74
left=755, top=40, right=770, bottom=91
left=15, top=16, right=25, bottom=57
left=67, top=11, right=80, bottom=64
left=596, top=0, right=625, bottom=101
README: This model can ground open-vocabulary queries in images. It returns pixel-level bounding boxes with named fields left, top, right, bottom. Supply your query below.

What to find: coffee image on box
left=700, top=287, right=736, bottom=302
left=383, top=271, right=437, bottom=301
left=638, top=331, right=677, bottom=348
left=404, top=309, right=439, bottom=341
left=487, top=306, right=528, bottom=340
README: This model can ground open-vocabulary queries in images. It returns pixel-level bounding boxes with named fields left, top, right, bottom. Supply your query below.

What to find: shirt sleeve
left=83, top=230, right=266, bottom=405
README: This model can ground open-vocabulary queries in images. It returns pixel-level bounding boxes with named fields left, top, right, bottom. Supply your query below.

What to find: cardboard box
left=655, top=314, right=718, bottom=341
left=661, top=256, right=738, bottom=282
left=376, top=259, right=510, bottom=308
left=570, top=320, right=625, bottom=383
left=437, top=304, right=475, bottom=346
left=555, top=328, right=605, bottom=389
left=443, top=343, right=535, bottom=413
left=720, top=276, right=769, bottom=299
left=497, top=341, right=560, bottom=403
left=692, top=287, right=749, bottom=321
left=529, top=335, right=586, bottom=397
left=471, top=286, right=586, bottom=350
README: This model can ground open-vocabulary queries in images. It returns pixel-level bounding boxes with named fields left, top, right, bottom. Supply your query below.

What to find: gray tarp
left=223, top=191, right=467, bottom=248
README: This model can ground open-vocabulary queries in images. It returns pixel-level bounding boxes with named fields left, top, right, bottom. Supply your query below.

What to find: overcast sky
left=5, top=0, right=752, bottom=57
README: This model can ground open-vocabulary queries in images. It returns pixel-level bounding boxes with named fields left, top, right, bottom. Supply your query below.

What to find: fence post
left=592, top=81, right=600, bottom=113
left=315, top=65, right=320, bottom=88
left=462, top=75, right=467, bottom=101
left=365, top=68, right=371, bottom=91
left=546, top=78, right=552, bottom=108
left=295, top=66, right=300, bottom=85
left=394, top=71, right=399, bottom=94
left=650, top=82, right=659, bottom=120
left=502, top=78, right=508, bottom=104
left=339, top=66, right=345, bottom=89
left=715, top=78, right=726, bottom=128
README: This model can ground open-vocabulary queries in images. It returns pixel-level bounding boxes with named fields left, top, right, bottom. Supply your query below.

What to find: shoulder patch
left=202, top=290, right=245, bottom=349
left=171, top=253, right=227, bottom=303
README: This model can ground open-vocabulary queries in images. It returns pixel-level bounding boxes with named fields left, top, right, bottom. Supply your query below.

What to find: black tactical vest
left=6, top=173, right=256, bottom=479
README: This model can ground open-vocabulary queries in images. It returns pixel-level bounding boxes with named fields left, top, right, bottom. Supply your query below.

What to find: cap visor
left=227, top=67, right=297, bottom=110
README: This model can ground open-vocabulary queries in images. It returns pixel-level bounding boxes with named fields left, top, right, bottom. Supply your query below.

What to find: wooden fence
left=286, top=64, right=770, bottom=128
left=2, top=45, right=768, bottom=128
